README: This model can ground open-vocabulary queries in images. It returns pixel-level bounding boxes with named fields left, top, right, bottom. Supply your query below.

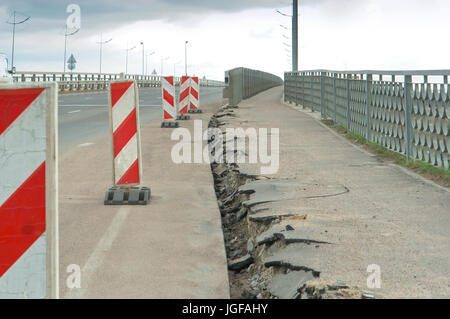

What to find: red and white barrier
left=178, top=76, right=190, bottom=114
left=189, top=76, right=200, bottom=111
left=0, top=83, right=58, bottom=299
left=162, top=76, right=176, bottom=121
left=108, top=81, right=142, bottom=186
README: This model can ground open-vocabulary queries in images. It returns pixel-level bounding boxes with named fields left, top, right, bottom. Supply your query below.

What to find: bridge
left=0, top=1, right=449, bottom=302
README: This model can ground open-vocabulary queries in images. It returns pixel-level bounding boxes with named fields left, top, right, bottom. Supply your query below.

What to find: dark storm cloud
left=1, top=0, right=294, bottom=31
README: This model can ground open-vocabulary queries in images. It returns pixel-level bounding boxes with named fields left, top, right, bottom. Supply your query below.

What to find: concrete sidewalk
left=219, top=86, right=449, bottom=298
left=59, top=100, right=229, bottom=298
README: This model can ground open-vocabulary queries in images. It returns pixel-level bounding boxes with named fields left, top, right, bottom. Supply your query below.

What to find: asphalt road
left=58, top=87, right=224, bottom=153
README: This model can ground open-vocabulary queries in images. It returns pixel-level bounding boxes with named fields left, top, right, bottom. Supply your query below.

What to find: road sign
left=0, top=82, right=59, bottom=299
left=67, top=54, right=76, bottom=71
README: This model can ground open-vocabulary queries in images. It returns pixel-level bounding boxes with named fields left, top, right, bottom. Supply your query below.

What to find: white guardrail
left=12, top=71, right=225, bottom=92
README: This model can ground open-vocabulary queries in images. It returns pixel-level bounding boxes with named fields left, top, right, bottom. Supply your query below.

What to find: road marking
left=78, top=143, right=94, bottom=147
left=61, top=104, right=104, bottom=107
left=64, top=207, right=129, bottom=299
left=61, top=104, right=160, bottom=107
left=68, top=110, right=81, bottom=114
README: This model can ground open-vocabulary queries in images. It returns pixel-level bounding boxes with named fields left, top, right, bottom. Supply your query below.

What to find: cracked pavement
left=217, top=86, right=450, bottom=299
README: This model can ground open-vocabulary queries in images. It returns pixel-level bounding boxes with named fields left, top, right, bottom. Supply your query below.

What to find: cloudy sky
left=0, top=0, right=449, bottom=80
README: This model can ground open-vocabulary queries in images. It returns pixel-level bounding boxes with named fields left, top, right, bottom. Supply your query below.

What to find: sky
left=0, top=0, right=449, bottom=80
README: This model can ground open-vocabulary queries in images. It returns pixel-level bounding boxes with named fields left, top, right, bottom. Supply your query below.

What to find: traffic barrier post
left=104, top=80, right=150, bottom=205
left=0, top=82, right=59, bottom=299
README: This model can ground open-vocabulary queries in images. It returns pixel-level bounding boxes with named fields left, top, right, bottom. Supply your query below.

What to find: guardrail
left=223, top=67, right=283, bottom=106
left=12, top=71, right=225, bottom=92
left=285, top=69, right=450, bottom=169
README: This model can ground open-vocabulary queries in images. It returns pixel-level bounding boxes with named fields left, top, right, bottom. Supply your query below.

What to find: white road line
left=64, top=207, right=129, bottom=299
left=68, top=110, right=81, bottom=114
left=78, top=143, right=94, bottom=147
left=61, top=104, right=105, bottom=107
left=61, top=104, right=160, bottom=107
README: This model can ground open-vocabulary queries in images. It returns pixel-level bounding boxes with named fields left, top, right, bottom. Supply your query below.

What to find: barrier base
left=176, top=114, right=190, bottom=120
left=104, top=186, right=151, bottom=205
left=161, top=121, right=179, bottom=128
left=188, top=109, right=202, bottom=114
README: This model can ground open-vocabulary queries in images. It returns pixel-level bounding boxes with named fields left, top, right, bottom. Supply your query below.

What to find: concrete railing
left=223, top=67, right=283, bottom=106
left=284, top=69, right=450, bottom=169
left=12, top=71, right=225, bottom=92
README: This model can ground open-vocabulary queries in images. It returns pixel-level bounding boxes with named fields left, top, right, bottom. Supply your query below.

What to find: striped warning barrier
left=161, top=76, right=179, bottom=128
left=188, top=76, right=202, bottom=113
left=105, top=80, right=150, bottom=205
left=108, top=81, right=142, bottom=185
left=0, top=83, right=58, bottom=299
left=178, top=76, right=190, bottom=114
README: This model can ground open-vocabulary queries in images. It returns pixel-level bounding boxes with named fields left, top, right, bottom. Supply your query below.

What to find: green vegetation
left=325, top=123, right=450, bottom=187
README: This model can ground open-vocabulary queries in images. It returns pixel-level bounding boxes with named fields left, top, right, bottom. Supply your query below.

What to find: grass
left=324, top=122, right=450, bottom=188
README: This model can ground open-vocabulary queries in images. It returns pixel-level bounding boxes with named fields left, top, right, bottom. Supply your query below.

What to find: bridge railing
left=223, top=67, right=283, bottom=106
left=284, top=69, right=450, bottom=169
left=12, top=71, right=225, bottom=92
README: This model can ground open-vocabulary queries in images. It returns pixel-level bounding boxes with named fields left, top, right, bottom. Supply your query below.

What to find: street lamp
left=160, top=56, right=169, bottom=75
left=173, top=60, right=182, bottom=77
left=63, top=26, right=79, bottom=73
left=184, top=40, right=189, bottom=75
left=7, top=11, right=31, bottom=73
left=277, top=0, right=298, bottom=72
left=125, top=43, right=136, bottom=75
left=97, top=33, right=112, bottom=74
left=140, top=42, right=144, bottom=76
left=145, top=51, right=155, bottom=75
left=276, top=10, right=291, bottom=17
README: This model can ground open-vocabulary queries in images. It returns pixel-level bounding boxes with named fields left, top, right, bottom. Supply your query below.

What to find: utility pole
left=292, top=0, right=298, bottom=72
left=64, top=26, right=79, bottom=73
left=97, top=33, right=112, bottom=74
left=7, top=11, right=31, bottom=73
left=185, top=41, right=188, bottom=75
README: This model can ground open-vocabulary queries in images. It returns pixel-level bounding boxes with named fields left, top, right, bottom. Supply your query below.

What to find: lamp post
left=173, top=60, right=181, bottom=77
left=184, top=40, right=188, bottom=75
left=125, top=43, right=136, bottom=75
left=145, top=51, right=155, bottom=75
left=277, top=0, right=299, bottom=72
left=63, top=26, right=79, bottom=73
left=140, top=42, right=145, bottom=76
left=97, top=33, right=112, bottom=74
left=160, top=56, right=169, bottom=75
left=7, top=11, right=30, bottom=73
left=292, top=0, right=298, bottom=71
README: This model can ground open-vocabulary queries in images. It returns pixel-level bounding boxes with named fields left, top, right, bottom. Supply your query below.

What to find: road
left=58, top=87, right=224, bottom=153
left=58, top=88, right=229, bottom=298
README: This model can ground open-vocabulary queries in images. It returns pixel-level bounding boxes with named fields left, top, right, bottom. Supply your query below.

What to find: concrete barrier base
left=161, top=121, right=179, bottom=128
left=104, top=186, right=151, bottom=205
left=176, top=114, right=190, bottom=120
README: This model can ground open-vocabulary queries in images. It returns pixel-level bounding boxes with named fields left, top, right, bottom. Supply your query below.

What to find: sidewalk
left=59, top=100, right=229, bottom=298
left=220, top=86, right=449, bottom=298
